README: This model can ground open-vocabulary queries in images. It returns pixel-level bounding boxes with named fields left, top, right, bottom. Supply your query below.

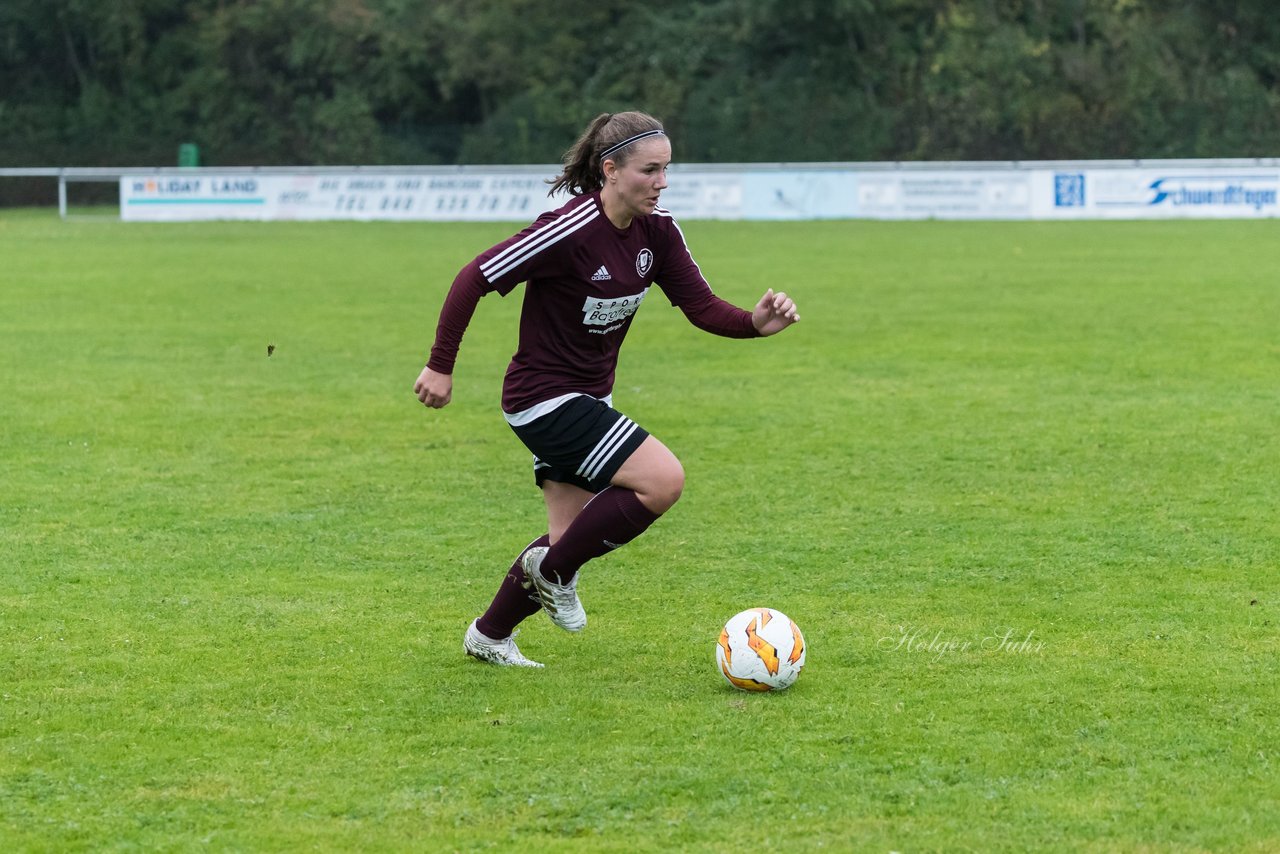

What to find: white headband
left=599, top=129, right=666, bottom=161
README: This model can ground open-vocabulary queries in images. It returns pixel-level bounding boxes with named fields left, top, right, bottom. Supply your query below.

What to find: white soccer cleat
left=463, top=619, right=544, bottom=668
left=522, top=546, right=587, bottom=632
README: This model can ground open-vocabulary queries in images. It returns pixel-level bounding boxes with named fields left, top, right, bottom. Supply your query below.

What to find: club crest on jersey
left=635, top=248, right=654, bottom=277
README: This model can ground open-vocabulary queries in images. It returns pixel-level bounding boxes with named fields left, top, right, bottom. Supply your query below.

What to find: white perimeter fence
left=4, top=159, right=1280, bottom=221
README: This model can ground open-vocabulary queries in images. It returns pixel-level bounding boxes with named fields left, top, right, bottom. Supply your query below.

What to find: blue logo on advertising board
left=1054, top=173, right=1085, bottom=207
left=1148, top=178, right=1277, bottom=210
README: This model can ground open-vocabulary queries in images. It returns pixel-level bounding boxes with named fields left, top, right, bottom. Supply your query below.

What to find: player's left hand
left=752, top=288, right=800, bottom=336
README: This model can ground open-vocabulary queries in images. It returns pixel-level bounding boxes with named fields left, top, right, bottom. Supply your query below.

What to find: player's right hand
left=414, top=366, right=453, bottom=409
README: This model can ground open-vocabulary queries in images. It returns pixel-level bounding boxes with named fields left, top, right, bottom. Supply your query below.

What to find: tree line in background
left=3, top=0, right=1279, bottom=179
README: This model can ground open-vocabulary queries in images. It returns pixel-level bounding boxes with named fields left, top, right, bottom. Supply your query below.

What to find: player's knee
left=614, top=436, right=685, bottom=513
left=649, top=459, right=685, bottom=513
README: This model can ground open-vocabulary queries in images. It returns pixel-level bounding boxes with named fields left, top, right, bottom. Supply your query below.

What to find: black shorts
left=509, top=395, right=650, bottom=493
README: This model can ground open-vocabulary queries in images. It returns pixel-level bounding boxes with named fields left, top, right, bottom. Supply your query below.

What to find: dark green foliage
left=2, top=0, right=1279, bottom=171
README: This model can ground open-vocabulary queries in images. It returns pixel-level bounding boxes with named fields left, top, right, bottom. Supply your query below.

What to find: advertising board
left=117, top=162, right=1280, bottom=222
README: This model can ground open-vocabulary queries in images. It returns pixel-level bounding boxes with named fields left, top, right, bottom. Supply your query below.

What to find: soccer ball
left=716, top=608, right=806, bottom=692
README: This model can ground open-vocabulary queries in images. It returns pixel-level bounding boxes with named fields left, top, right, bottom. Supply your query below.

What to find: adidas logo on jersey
left=590, top=265, right=612, bottom=281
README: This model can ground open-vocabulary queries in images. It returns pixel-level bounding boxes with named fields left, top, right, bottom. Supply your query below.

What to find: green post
left=178, top=143, right=200, bottom=168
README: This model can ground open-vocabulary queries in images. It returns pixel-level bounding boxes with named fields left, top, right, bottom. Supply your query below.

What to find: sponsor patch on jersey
left=635, top=248, right=653, bottom=277
left=581, top=288, right=649, bottom=328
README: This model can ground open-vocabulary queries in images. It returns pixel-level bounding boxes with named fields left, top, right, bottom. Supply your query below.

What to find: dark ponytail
left=548, top=111, right=665, bottom=197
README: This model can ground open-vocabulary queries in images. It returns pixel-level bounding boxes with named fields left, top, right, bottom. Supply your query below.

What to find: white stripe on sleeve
left=480, top=203, right=599, bottom=283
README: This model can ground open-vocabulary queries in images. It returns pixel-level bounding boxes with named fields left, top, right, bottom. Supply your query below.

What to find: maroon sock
left=475, top=534, right=550, bottom=640
left=540, top=487, right=661, bottom=583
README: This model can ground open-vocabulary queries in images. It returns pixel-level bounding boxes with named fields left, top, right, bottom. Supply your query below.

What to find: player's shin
left=475, top=534, right=550, bottom=639
left=538, top=487, right=660, bottom=583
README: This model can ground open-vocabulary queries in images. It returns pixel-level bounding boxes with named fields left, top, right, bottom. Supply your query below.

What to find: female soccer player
left=414, top=111, right=799, bottom=667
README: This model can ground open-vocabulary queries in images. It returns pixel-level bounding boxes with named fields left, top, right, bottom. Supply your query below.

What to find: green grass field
left=2, top=208, right=1278, bottom=851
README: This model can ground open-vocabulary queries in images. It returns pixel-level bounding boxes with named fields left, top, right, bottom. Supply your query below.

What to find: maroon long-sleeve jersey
left=426, top=191, right=758, bottom=420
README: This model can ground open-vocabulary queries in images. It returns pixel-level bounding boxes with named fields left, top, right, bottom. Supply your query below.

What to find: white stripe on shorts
left=577, top=416, right=639, bottom=482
